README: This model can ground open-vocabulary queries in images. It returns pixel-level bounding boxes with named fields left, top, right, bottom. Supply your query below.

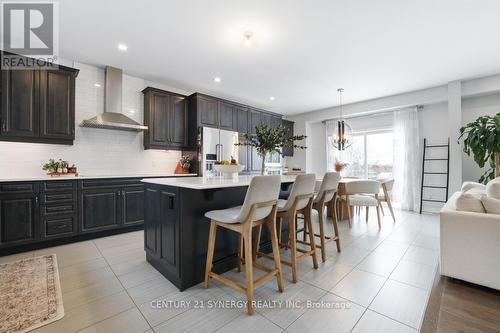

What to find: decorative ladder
left=419, top=138, right=450, bottom=214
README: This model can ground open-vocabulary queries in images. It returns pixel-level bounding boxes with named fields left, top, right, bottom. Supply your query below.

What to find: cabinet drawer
left=44, top=216, right=76, bottom=237
left=41, top=202, right=77, bottom=216
left=42, top=180, right=77, bottom=192
left=0, top=182, right=37, bottom=193
left=41, top=191, right=76, bottom=204
left=79, top=178, right=144, bottom=190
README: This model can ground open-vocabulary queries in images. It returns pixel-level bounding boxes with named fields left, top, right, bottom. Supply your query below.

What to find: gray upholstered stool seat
left=348, top=194, right=378, bottom=206
left=205, top=205, right=272, bottom=224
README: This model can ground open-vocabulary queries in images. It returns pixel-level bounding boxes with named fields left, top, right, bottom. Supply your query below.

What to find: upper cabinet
left=0, top=55, right=79, bottom=145
left=282, top=120, right=295, bottom=157
left=142, top=87, right=189, bottom=150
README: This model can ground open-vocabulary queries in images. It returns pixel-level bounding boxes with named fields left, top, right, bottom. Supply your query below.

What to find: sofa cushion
left=455, top=188, right=486, bottom=213
left=461, top=181, right=486, bottom=192
left=481, top=195, right=500, bottom=214
left=486, top=179, right=500, bottom=200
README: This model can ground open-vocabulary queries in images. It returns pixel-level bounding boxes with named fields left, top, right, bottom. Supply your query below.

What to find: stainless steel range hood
left=80, top=66, right=148, bottom=132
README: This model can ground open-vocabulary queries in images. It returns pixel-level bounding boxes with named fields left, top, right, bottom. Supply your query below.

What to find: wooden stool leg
left=277, top=217, right=282, bottom=245
left=376, top=204, right=382, bottom=229
left=305, top=208, right=319, bottom=269
left=243, top=229, right=255, bottom=315
left=254, top=225, right=262, bottom=261
left=288, top=212, right=299, bottom=283
left=317, top=204, right=327, bottom=262
left=332, top=201, right=341, bottom=252
left=204, top=221, right=217, bottom=288
left=267, top=218, right=284, bottom=292
left=366, top=206, right=369, bottom=222
left=380, top=203, right=385, bottom=216
left=237, top=234, right=243, bottom=272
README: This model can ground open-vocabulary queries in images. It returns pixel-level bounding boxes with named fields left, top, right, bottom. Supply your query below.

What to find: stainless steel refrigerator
left=201, top=127, right=240, bottom=176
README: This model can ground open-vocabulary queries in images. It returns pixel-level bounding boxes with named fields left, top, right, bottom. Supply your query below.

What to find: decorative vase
left=175, top=162, right=190, bottom=174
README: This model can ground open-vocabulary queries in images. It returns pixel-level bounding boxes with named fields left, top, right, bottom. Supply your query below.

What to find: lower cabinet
left=144, top=185, right=180, bottom=280
left=80, top=189, right=121, bottom=233
left=79, top=182, right=145, bottom=233
left=0, top=192, right=39, bottom=248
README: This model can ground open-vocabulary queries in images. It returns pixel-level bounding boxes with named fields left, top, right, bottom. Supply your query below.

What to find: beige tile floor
left=1, top=208, right=439, bottom=333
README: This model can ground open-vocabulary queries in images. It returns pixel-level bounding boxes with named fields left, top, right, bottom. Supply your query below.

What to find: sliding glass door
left=327, top=130, right=394, bottom=179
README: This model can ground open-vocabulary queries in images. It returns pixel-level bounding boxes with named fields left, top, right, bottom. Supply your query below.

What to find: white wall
left=0, top=61, right=191, bottom=178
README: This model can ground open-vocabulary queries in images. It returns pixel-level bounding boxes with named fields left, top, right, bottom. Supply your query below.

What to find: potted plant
left=175, top=155, right=192, bottom=174
left=458, top=112, right=500, bottom=183
left=237, top=124, right=307, bottom=175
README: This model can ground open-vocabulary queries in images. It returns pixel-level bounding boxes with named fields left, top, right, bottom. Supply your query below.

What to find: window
left=327, top=129, right=394, bottom=179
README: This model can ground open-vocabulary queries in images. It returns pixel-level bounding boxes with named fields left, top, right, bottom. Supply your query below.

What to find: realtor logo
left=1, top=1, right=59, bottom=69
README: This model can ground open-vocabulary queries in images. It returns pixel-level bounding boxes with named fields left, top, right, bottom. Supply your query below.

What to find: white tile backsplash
left=0, top=61, right=190, bottom=178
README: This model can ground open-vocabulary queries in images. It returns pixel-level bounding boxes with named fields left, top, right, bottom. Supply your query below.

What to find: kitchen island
left=141, top=175, right=296, bottom=290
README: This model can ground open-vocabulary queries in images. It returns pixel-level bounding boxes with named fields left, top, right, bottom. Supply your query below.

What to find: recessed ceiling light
left=243, top=31, right=253, bottom=47
left=269, top=96, right=275, bottom=101
left=118, top=43, right=128, bottom=51
left=213, top=77, right=221, bottom=83
left=94, top=83, right=101, bottom=87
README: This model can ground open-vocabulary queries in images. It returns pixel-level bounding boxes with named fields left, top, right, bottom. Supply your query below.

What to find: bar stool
left=345, top=180, right=382, bottom=229
left=259, top=173, right=318, bottom=283
left=304, top=172, right=341, bottom=262
left=204, top=175, right=284, bottom=315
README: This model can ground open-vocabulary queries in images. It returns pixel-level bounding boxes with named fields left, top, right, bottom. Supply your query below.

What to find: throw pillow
left=486, top=179, right=500, bottom=200
left=481, top=195, right=500, bottom=214
left=461, top=181, right=486, bottom=192
left=455, top=188, right=486, bottom=213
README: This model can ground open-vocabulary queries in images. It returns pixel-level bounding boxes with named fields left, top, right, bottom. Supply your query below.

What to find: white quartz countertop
left=141, top=175, right=296, bottom=190
left=0, top=173, right=198, bottom=182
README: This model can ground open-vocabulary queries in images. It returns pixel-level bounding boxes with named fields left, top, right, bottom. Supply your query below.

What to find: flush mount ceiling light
left=118, top=43, right=128, bottom=51
left=94, top=83, right=101, bottom=87
left=213, top=77, right=221, bottom=83
left=243, top=31, right=253, bottom=47
left=269, top=96, right=275, bottom=101
left=331, top=88, right=353, bottom=151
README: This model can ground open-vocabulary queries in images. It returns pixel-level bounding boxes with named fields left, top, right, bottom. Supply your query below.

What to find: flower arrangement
left=334, top=159, right=348, bottom=172
left=42, top=159, right=77, bottom=176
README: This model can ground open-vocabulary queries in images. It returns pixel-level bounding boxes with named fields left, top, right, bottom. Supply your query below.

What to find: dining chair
left=345, top=179, right=383, bottom=228
left=204, top=175, right=283, bottom=315
left=378, top=178, right=396, bottom=222
left=258, top=173, right=318, bottom=283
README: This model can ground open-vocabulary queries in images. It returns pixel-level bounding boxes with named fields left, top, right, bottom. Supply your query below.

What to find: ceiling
left=58, top=0, right=500, bottom=115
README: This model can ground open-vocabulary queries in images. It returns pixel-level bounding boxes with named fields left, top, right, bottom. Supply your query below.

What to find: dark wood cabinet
left=143, top=87, right=188, bottom=150
left=282, top=120, right=295, bottom=157
left=197, top=95, right=218, bottom=128
left=122, top=187, right=144, bottom=226
left=39, top=69, right=75, bottom=141
left=0, top=55, right=78, bottom=145
left=80, top=189, right=120, bottom=233
left=236, top=106, right=249, bottom=133
left=250, top=109, right=262, bottom=134
left=79, top=179, right=146, bottom=233
left=0, top=69, right=39, bottom=138
left=144, top=185, right=181, bottom=281
left=0, top=182, right=39, bottom=248
left=218, top=101, right=237, bottom=131
left=0, top=192, right=39, bottom=247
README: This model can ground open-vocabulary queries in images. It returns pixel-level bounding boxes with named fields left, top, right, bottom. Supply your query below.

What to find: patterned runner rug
left=0, top=254, right=64, bottom=333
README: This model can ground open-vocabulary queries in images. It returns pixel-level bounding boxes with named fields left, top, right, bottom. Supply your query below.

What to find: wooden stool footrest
left=208, top=272, right=246, bottom=293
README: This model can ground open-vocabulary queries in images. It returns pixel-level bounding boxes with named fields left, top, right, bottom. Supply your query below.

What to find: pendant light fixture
left=332, top=88, right=353, bottom=151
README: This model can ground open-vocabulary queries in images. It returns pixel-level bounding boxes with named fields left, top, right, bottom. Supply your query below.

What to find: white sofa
left=440, top=192, right=500, bottom=290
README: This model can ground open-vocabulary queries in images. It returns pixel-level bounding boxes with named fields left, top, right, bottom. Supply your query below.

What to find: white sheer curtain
left=393, top=107, right=421, bottom=211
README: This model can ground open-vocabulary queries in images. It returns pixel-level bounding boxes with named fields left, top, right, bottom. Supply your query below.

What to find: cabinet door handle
left=1, top=120, right=6, bottom=132
left=35, top=195, right=39, bottom=204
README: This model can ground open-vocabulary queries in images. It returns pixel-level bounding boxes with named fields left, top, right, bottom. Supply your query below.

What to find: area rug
left=0, top=254, right=64, bottom=333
